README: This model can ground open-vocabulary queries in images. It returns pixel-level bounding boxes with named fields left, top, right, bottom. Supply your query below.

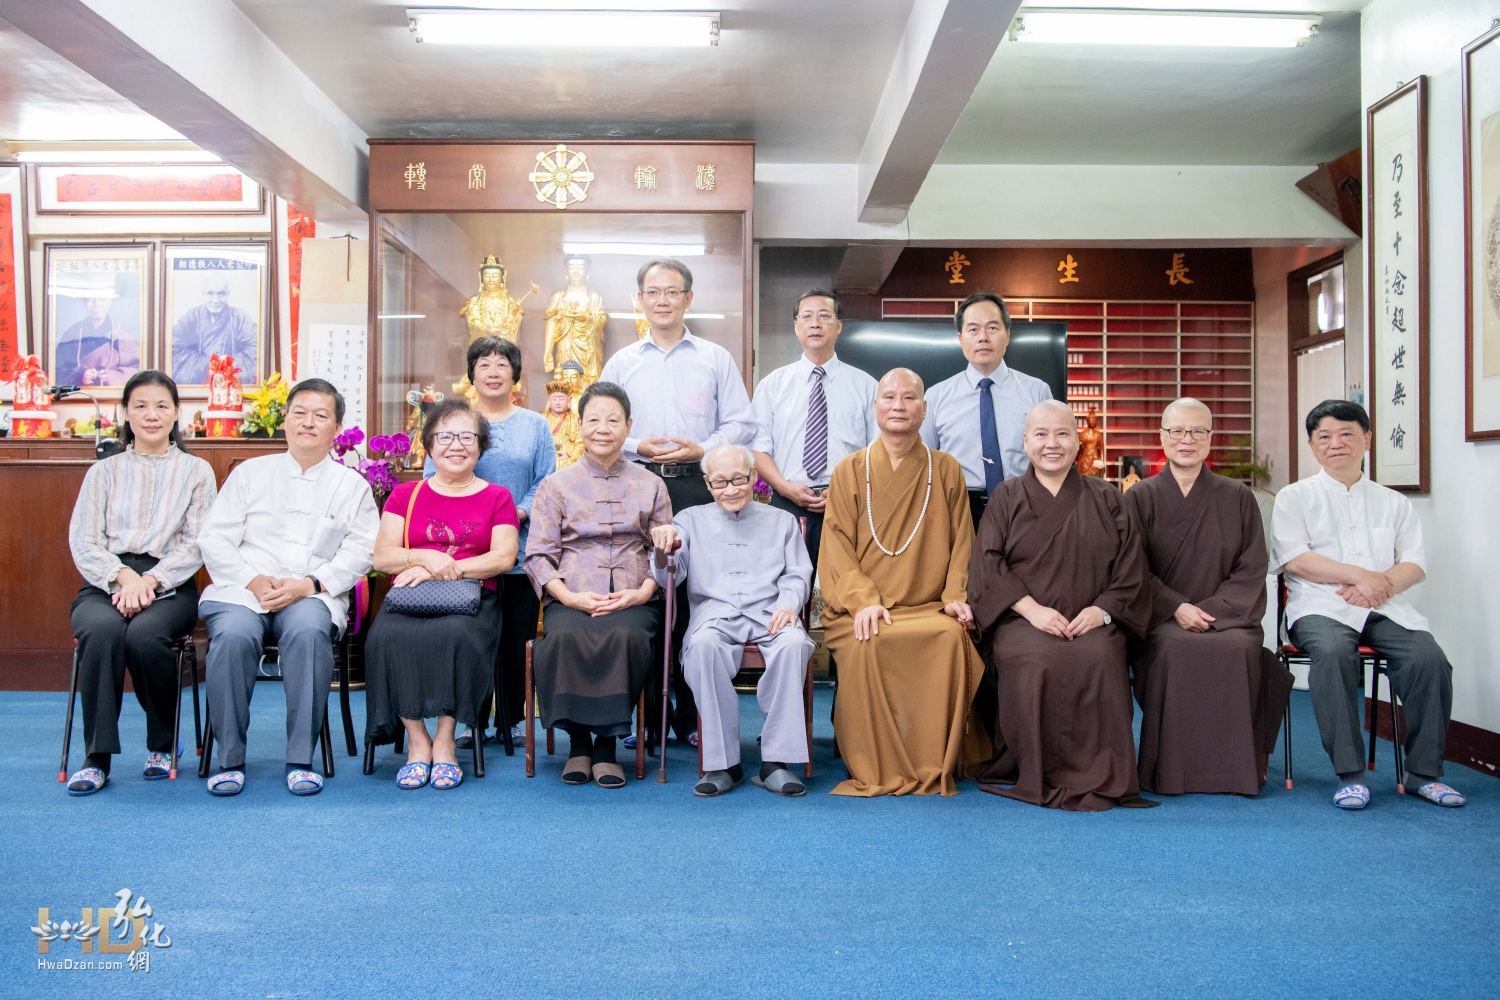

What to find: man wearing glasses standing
left=921, top=292, right=1053, bottom=530
left=1126, top=398, right=1292, bottom=797
left=751, top=289, right=876, bottom=569
left=600, top=258, right=756, bottom=740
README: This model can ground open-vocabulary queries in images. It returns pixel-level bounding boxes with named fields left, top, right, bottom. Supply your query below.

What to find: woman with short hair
left=525, top=381, right=671, bottom=788
left=65, top=370, right=217, bottom=795
left=367, top=399, right=520, bottom=790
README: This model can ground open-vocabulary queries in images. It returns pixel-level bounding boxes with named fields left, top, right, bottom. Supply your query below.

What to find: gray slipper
left=693, top=769, right=742, bottom=798
left=751, top=768, right=806, bottom=797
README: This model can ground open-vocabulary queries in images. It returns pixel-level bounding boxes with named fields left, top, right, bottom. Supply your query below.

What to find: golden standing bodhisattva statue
left=542, top=254, right=608, bottom=386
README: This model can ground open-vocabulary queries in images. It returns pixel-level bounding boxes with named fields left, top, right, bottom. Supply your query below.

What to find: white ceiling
left=0, top=17, right=181, bottom=142
left=939, top=11, right=1362, bottom=165
left=230, top=0, right=916, bottom=162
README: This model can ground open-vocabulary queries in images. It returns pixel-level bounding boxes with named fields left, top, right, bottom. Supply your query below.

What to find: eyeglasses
left=706, top=474, right=752, bottom=490
left=641, top=287, right=686, bottom=302
left=434, top=431, right=478, bottom=446
left=797, top=310, right=836, bottom=323
left=1161, top=427, right=1212, bottom=441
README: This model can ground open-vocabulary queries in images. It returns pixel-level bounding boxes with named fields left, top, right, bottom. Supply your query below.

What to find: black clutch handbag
left=383, top=480, right=482, bottom=617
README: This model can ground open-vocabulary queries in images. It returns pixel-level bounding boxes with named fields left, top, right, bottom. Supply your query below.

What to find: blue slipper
left=207, top=770, right=244, bottom=796
left=431, top=762, right=462, bottom=790
left=143, top=751, right=173, bottom=780
left=67, top=767, right=107, bottom=796
left=1333, top=783, right=1370, bottom=810
left=396, top=761, right=431, bottom=790
left=1415, top=781, right=1466, bottom=808
left=286, top=769, right=323, bottom=796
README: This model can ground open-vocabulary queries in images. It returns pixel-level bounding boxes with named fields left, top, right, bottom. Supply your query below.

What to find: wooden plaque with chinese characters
left=368, top=141, right=752, bottom=213
left=1366, top=77, right=1429, bottom=492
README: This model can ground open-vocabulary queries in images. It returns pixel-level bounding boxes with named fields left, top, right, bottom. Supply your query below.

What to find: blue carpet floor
left=2, top=686, right=1496, bottom=1000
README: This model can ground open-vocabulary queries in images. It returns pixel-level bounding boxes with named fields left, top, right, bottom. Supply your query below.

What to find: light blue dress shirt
left=919, top=362, right=1054, bottom=490
left=751, top=353, right=877, bottom=487
left=598, top=329, right=756, bottom=463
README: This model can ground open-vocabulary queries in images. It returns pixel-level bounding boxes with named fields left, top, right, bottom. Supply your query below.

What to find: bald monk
left=1127, top=399, right=1293, bottom=796
left=969, top=400, right=1154, bottom=811
left=820, top=368, right=979, bottom=797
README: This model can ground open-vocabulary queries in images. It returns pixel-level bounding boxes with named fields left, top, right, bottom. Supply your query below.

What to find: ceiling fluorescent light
left=564, top=242, right=706, bottom=256
left=14, top=149, right=223, bottom=164
left=407, top=9, right=720, bottom=47
left=1011, top=10, right=1321, bottom=48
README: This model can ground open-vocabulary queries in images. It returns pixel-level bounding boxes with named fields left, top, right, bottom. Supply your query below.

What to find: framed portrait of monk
left=1463, top=22, right=1500, bottom=440
left=162, top=241, right=270, bottom=388
left=43, top=242, right=150, bottom=393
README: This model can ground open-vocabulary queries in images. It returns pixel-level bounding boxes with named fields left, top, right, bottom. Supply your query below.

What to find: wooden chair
left=59, top=633, right=200, bottom=782
left=695, top=516, right=816, bottom=780
left=1275, top=574, right=1407, bottom=793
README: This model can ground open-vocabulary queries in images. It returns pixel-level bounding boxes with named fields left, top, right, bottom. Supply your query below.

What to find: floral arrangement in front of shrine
left=242, top=372, right=290, bottom=436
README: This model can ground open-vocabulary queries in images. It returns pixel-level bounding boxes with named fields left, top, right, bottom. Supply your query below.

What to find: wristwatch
left=1101, top=611, right=1112, bottom=625
left=307, top=576, right=325, bottom=595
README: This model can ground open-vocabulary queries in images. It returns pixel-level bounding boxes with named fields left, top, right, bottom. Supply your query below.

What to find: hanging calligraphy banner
left=0, top=165, right=28, bottom=381
left=1463, top=24, right=1500, bottom=441
left=1367, top=76, right=1428, bottom=491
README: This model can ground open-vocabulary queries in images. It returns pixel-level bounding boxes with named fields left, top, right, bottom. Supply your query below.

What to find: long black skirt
left=534, top=601, right=662, bottom=737
left=364, top=588, right=500, bottom=743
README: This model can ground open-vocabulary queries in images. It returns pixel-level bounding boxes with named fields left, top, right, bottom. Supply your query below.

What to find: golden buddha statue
left=460, top=255, right=539, bottom=344
left=545, top=362, right=585, bottom=469
left=631, top=290, right=650, bottom=340
left=543, top=254, right=608, bottom=386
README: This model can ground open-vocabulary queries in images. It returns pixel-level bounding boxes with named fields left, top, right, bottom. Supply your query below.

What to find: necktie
left=803, top=366, right=828, bottom=482
left=978, top=376, right=1003, bottom=494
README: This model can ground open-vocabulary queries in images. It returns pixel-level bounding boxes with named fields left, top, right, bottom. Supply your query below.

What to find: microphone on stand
left=45, top=385, right=81, bottom=396
left=48, top=386, right=123, bottom=459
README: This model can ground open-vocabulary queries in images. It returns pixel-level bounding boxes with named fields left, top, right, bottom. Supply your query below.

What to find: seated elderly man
left=198, top=378, right=379, bottom=797
left=651, top=445, right=814, bottom=797
left=1273, top=400, right=1463, bottom=810
left=969, top=399, right=1153, bottom=811
left=819, top=368, right=979, bottom=797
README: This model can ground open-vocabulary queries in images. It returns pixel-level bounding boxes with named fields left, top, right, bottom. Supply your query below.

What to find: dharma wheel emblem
left=528, top=145, right=594, bottom=209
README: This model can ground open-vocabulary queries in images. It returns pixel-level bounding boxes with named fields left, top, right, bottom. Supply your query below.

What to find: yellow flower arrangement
left=243, top=372, right=291, bottom=435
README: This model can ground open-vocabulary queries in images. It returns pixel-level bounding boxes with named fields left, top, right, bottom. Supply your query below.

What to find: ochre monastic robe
left=820, top=439, right=978, bottom=797
left=969, top=467, right=1151, bottom=811
left=1127, top=468, right=1293, bottom=795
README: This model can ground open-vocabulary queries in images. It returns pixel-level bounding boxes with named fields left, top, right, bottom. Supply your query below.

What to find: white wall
left=1362, top=0, right=1500, bottom=740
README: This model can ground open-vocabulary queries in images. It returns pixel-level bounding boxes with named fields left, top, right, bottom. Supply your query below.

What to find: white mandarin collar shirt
left=919, top=361, right=1054, bottom=490
left=1270, top=468, right=1430, bottom=632
left=651, top=501, right=812, bottom=638
left=197, top=451, right=379, bottom=630
left=598, top=328, right=756, bottom=464
left=751, top=353, right=878, bottom=487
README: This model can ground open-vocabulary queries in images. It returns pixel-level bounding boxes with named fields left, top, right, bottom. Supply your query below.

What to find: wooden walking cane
left=658, top=543, right=679, bottom=783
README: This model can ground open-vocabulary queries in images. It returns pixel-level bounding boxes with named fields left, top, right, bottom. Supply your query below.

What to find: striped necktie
left=803, top=365, right=828, bottom=481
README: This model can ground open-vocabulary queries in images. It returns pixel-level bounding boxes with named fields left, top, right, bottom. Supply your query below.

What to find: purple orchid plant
left=333, top=426, right=410, bottom=498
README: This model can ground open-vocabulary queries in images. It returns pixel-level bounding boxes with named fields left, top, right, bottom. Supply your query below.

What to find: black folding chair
left=59, top=633, right=200, bottom=782
left=196, top=638, right=339, bottom=779
left=1275, top=574, right=1407, bottom=793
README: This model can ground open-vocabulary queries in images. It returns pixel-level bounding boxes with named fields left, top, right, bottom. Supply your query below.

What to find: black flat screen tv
left=834, top=319, right=1068, bottom=402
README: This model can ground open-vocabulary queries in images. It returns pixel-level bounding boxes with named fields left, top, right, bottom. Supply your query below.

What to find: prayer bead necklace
left=864, top=443, right=932, bottom=557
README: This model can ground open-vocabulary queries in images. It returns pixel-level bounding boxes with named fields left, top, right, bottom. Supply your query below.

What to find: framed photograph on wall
left=1366, top=75, right=1428, bottom=491
left=43, top=243, right=150, bottom=392
left=34, top=163, right=265, bottom=216
left=0, top=164, right=29, bottom=380
left=1463, top=22, right=1500, bottom=440
left=162, top=242, right=270, bottom=387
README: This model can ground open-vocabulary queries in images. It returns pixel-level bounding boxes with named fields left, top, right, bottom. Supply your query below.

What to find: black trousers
left=967, top=489, right=990, bottom=533
left=646, top=466, right=713, bottom=739
left=474, top=573, right=541, bottom=732
left=69, top=553, right=198, bottom=757
left=767, top=491, right=825, bottom=571
left=964, top=489, right=1000, bottom=744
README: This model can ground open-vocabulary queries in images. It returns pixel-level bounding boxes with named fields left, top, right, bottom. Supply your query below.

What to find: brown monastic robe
left=1127, top=468, right=1293, bottom=795
left=969, top=467, right=1152, bottom=811
left=820, top=438, right=979, bottom=797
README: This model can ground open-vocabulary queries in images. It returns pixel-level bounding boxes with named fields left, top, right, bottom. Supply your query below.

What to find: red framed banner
left=34, top=163, right=265, bottom=216
left=0, top=165, right=28, bottom=380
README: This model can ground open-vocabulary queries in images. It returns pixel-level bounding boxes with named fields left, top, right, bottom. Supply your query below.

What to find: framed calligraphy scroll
left=0, top=165, right=29, bottom=381
left=34, top=164, right=265, bottom=216
left=1463, top=22, right=1500, bottom=440
left=1366, top=76, right=1428, bottom=491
